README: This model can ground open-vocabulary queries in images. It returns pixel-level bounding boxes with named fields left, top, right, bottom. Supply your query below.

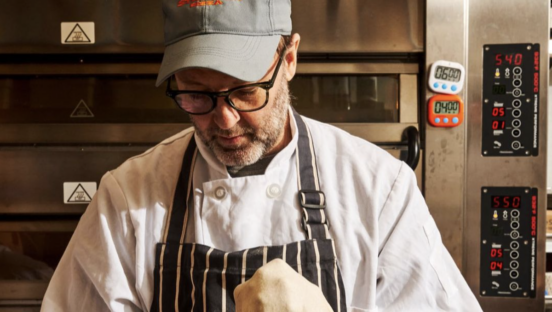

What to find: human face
left=174, top=54, right=292, bottom=167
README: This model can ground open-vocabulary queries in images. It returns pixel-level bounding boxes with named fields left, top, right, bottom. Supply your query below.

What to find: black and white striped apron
left=151, top=112, right=347, bottom=312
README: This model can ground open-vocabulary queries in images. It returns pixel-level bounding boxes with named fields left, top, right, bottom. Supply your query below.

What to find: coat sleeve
left=375, top=163, right=482, bottom=311
left=41, top=172, right=144, bottom=312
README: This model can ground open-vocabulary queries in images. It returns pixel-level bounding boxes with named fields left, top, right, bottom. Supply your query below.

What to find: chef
left=42, top=0, right=482, bottom=311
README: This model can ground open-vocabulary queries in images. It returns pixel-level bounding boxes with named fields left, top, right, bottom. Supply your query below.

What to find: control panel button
left=511, top=141, right=521, bottom=150
left=510, top=231, right=520, bottom=239
left=512, top=129, right=521, bottom=138
left=434, top=118, right=440, bottom=124
left=451, top=85, right=458, bottom=92
left=512, top=99, right=522, bottom=108
left=443, top=118, right=449, bottom=123
left=442, top=84, right=447, bottom=90
left=433, top=82, right=439, bottom=89
left=513, top=67, right=522, bottom=75
left=510, top=260, right=519, bottom=270
left=510, top=250, right=519, bottom=259
left=453, top=117, right=459, bottom=124
left=512, top=88, right=522, bottom=97
left=510, top=282, right=519, bottom=291
left=510, top=270, right=519, bottom=279
left=512, top=109, right=522, bottom=118
left=510, top=241, right=520, bottom=250
left=512, top=79, right=522, bottom=87
left=512, top=119, right=521, bottom=128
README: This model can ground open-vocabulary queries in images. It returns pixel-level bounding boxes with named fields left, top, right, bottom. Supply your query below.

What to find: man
left=42, top=0, right=482, bottom=311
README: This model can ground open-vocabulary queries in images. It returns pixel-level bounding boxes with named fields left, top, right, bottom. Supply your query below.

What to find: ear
left=283, top=33, right=301, bottom=81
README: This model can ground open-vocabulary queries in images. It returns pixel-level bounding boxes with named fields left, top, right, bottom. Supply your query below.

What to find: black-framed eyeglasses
left=166, top=50, right=285, bottom=115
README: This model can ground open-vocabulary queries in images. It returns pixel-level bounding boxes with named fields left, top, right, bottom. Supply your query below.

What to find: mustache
left=207, top=125, right=255, bottom=138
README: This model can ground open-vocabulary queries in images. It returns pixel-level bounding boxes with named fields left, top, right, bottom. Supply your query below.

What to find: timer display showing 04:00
left=433, top=101, right=460, bottom=114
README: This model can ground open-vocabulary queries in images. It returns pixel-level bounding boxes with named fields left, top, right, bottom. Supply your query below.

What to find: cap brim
left=156, top=34, right=281, bottom=87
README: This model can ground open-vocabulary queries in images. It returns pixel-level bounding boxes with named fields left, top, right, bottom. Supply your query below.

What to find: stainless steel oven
left=0, top=0, right=548, bottom=311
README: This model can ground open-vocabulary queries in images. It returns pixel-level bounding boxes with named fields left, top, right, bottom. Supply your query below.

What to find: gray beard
left=192, top=76, right=291, bottom=167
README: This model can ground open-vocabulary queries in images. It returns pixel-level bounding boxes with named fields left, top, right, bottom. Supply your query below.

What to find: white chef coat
left=41, top=108, right=482, bottom=312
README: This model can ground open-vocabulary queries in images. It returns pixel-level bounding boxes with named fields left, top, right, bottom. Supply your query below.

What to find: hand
left=234, top=258, right=333, bottom=312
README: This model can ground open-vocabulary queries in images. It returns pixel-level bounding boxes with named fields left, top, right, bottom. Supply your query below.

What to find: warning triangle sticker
left=67, top=184, right=93, bottom=203
left=64, top=23, right=91, bottom=43
left=70, top=99, right=94, bottom=118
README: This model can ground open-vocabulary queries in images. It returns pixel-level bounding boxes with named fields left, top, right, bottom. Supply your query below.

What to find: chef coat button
left=214, top=186, right=227, bottom=199
left=267, top=184, right=281, bottom=198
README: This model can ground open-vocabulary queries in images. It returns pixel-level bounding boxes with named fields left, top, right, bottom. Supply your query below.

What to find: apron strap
left=293, top=110, right=331, bottom=240
left=163, top=134, right=197, bottom=245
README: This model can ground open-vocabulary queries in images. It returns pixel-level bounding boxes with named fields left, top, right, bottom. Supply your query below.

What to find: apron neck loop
left=292, top=110, right=331, bottom=240
left=163, top=134, right=197, bottom=245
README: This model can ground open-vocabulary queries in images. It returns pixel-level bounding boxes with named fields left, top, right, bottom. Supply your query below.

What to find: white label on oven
left=64, top=182, right=97, bottom=204
left=61, top=22, right=95, bottom=44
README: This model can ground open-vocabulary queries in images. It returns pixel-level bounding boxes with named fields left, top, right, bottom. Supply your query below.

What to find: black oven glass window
left=0, top=76, right=187, bottom=123
left=0, top=231, right=72, bottom=281
left=289, top=75, right=399, bottom=123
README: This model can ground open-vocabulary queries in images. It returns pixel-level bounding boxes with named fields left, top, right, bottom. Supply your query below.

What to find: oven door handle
left=401, top=126, right=420, bottom=170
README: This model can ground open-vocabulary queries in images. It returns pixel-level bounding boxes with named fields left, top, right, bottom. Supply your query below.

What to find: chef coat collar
left=194, top=106, right=299, bottom=178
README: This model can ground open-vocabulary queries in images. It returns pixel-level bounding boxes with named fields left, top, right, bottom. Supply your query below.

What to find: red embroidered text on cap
left=177, top=0, right=224, bottom=8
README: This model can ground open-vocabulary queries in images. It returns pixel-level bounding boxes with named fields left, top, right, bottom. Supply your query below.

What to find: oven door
left=292, top=62, right=422, bottom=187
left=0, top=219, right=78, bottom=311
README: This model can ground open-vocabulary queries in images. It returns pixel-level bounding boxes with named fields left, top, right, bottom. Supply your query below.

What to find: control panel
left=481, top=44, right=540, bottom=156
left=480, top=187, right=538, bottom=298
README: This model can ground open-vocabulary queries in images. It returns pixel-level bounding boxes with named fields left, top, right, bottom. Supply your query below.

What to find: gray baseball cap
left=156, top=0, right=292, bottom=87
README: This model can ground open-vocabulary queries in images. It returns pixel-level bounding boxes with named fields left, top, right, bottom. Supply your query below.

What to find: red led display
left=492, top=107, right=505, bottom=117
left=490, top=248, right=503, bottom=258
left=492, top=196, right=521, bottom=208
left=490, top=261, right=503, bottom=270
left=492, top=120, right=505, bottom=130
left=495, top=53, right=523, bottom=66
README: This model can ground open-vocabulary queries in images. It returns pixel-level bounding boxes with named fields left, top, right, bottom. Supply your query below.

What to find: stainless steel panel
left=0, top=221, right=78, bottom=232
left=296, top=63, right=419, bottom=75
left=464, top=0, right=548, bottom=310
left=0, top=124, right=188, bottom=144
left=424, top=0, right=467, bottom=271
left=292, top=0, right=424, bottom=53
left=0, top=1, right=164, bottom=54
left=400, top=75, right=418, bottom=123
left=0, top=1, right=423, bottom=55
left=0, top=61, right=419, bottom=77
left=0, top=301, right=41, bottom=311
left=0, top=63, right=161, bottom=76
left=334, top=123, right=418, bottom=143
left=0, top=148, right=149, bottom=214
left=0, top=282, right=47, bottom=300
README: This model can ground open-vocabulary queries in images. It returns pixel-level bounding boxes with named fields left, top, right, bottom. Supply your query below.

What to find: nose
left=213, top=96, right=240, bottom=130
